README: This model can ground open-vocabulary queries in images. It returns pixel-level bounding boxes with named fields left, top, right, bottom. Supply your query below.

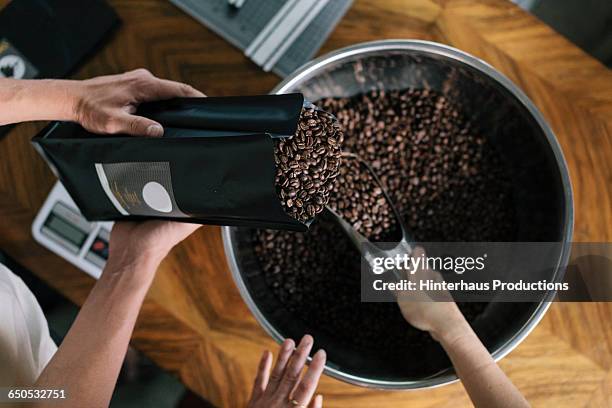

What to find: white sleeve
left=0, top=263, right=57, bottom=386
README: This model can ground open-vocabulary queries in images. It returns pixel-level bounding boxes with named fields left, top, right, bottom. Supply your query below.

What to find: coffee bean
left=275, top=106, right=344, bottom=223
left=256, top=87, right=516, bottom=358
left=328, top=156, right=400, bottom=241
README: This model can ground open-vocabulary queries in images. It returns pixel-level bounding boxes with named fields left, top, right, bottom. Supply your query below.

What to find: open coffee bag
left=32, top=93, right=342, bottom=231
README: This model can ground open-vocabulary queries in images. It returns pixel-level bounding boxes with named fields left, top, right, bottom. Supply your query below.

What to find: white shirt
left=0, top=263, right=57, bottom=386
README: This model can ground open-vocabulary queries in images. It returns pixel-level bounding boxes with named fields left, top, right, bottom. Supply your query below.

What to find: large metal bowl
left=222, top=40, right=573, bottom=389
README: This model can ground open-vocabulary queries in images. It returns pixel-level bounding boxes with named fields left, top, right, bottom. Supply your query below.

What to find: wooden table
left=1, top=0, right=611, bottom=406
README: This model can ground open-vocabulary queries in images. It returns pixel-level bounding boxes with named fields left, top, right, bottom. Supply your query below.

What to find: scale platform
left=32, top=182, right=112, bottom=279
left=169, top=0, right=353, bottom=76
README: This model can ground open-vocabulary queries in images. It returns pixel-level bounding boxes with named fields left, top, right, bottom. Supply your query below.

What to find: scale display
left=41, top=202, right=91, bottom=253
left=44, top=214, right=87, bottom=247
left=32, top=182, right=113, bottom=279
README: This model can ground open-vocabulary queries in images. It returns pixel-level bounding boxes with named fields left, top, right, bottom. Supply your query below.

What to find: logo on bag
left=0, top=38, right=39, bottom=79
left=0, top=54, right=25, bottom=78
left=94, top=162, right=187, bottom=218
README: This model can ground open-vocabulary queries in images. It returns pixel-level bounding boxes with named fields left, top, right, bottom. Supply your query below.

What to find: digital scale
left=169, top=0, right=352, bottom=76
left=32, top=182, right=112, bottom=279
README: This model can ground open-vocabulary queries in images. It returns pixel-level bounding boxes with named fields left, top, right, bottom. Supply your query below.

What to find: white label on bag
left=94, top=162, right=187, bottom=217
left=142, top=181, right=173, bottom=213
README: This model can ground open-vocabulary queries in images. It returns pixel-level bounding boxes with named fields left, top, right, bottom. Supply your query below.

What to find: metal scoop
left=326, top=153, right=414, bottom=277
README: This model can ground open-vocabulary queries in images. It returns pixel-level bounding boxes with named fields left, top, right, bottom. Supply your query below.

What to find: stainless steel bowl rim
left=222, top=40, right=574, bottom=390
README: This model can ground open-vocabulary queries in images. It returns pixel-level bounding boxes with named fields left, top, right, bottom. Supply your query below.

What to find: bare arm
left=33, top=251, right=160, bottom=407
left=0, top=78, right=75, bottom=125
left=0, top=69, right=203, bottom=136
left=431, top=305, right=530, bottom=408
left=34, top=221, right=200, bottom=408
left=397, top=247, right=530, bottom=408
left=2, top=70, right=204, bottom=407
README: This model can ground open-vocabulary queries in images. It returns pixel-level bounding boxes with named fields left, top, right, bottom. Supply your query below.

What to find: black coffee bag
left=32, top=93, right=318, bottom=231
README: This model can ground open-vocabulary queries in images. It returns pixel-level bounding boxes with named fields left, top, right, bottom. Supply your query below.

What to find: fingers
left=123, top=68, right=205, bottom=99
left=110, top=112, right=164, bottom=137
left=275, top=335, right=314, bottom=396
left=393, top=245, right=425, bottom=299
left=411, top=246, right=426, bottom=270
left=291, top=349, right=326, bottom=407
left=140, top=221, right=202, bottom=251
left=257, top=336, right=324, bottom=407
left=266, top=338, right=295, bottom=392
left=411, top=245, right=447, bottom=300
left=163, top=221, right=203, bottom=239
left=309, top=394, right=323, bottom=408
left=249, top=350, right=272, bottom=401
left=125, top=75, right=203, bottom=136
left=144, top=77, right=205, bottom=101
left=412, top=246, right=426, bottom=257
left=98, top=69, right=205, bottom=136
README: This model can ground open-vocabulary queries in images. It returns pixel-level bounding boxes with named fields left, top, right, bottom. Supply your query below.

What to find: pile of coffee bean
left=327, top=155, right=400, bottom=241
left=254, top=87, right=516, bottom=356
left=319, top=88, right=515, bottom=241
left=253, top=212, right=417, bottom=353
left=274, top=106, right=343, bottom=222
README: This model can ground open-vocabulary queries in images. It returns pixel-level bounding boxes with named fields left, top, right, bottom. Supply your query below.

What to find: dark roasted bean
left=275, top=106, right=344, bottom=222
left=258, top=87, right=515, bottom=357
left=327, top=157, right=400, bottom=241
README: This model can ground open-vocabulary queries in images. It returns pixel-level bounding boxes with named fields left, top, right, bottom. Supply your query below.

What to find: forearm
left=0, top=78, right=77, bottom=125
left=33, top=256, right=160, bottom=408
left=436, top=317, right=530, bottom=408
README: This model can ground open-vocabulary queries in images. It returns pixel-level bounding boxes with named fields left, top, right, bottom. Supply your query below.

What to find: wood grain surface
left=0, top=0, right=611, bottom=407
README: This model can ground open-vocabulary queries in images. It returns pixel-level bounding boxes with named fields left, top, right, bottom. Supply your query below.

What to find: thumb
left=114, top=113, right=164, bottom=137
left=309, top=395, right=323, bottom=408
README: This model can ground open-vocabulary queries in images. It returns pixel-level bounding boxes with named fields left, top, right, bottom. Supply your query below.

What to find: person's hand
left=106, top=220, right=201, bottom=279
left=398, top=248, right=531, bottom=408
left=247, top=335, right=326, bottom=408
left=0, top=69, right=203, bottom=128
left=68, top=68, right=204, bottom=136
left=396, top=247, right=468, bottom=342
